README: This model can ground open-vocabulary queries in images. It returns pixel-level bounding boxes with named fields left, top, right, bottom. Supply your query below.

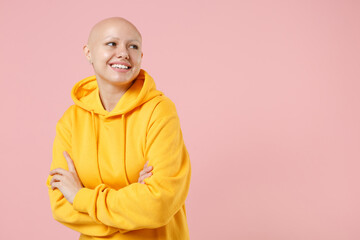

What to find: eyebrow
left=104, top=36, right=141, bottom=43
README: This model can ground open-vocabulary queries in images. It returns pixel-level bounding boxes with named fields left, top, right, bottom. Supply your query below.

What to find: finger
left=50, top=168, right=68, bottom=176
left=138, top=174, right=146, bottom=183
left=51, top=181, right=61, bottom=190
left=144, top=161, right=149, bottom=168
left=138, top=172, right=153, bottom=183
left=139, top=177, right=146, bottom=184
left=139, top=166, right=153, bottom=176
left=143, top=166, right=153, bottom=174
left=50, top=175, right=63, bottom=185
left=63, top=151, right=75, bottom=172
left=140, top=173, right=153, bottom=184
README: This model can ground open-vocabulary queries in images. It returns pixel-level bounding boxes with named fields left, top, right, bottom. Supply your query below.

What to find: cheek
left=133, top=59, right=142, bottom=70
left=131, top=53, right=142, bottom=66
left=102, top=52, right=113, bottom=62
left=93, top=50, right=112, bottom=64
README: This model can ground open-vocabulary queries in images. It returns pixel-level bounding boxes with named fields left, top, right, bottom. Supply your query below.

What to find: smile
left=111, top=64, right=131, bottom=69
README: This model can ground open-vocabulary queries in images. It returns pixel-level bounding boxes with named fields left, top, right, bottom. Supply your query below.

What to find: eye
left=106, top=42, right=116, bottom=47
left=129, top=44, right=139, bottom=49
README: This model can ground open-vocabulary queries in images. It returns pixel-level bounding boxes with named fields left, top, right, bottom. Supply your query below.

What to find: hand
left=138, top=161, right=153, bottom=184
left=49, top=151, right=83, bottom=204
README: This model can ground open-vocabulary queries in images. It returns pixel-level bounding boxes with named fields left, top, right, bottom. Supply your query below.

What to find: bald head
left=83, top=17, right=144, bottom=87
left=87, top=17, right=142, bottom=47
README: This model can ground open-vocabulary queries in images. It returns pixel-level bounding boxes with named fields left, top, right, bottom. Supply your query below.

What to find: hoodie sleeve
left=72, top=99, right=191, bottom=232
left=46, top=106, right=118, bottom=237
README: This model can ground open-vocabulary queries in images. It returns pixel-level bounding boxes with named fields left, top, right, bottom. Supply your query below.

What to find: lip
left=109, top=61, right=131, bottom=67
left=109, top=61, right=132, bottom=72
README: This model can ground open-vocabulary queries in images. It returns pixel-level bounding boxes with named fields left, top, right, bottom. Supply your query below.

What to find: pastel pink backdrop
left=0, top=0, right=359, bottom=239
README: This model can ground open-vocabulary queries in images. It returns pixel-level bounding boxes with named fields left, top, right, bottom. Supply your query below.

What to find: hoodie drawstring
left=122, top=114, right=130, bottom=185
left=91, top=110, right=103, bottom=182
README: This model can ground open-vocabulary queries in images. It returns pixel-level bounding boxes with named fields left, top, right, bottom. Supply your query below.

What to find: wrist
left=70, top=187, right=83, bottom=205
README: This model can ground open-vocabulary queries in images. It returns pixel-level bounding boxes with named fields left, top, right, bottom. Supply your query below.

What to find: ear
left=141, top=52, right=144, bottom=58
left=83, top=45, right=92, bottom=63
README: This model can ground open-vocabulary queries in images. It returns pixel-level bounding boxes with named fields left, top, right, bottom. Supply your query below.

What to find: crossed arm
left=46, top=100, right=191, bottom=236
left=47, top=150, right=153, bottom=236
left=49, top=151, right=153, bottom=204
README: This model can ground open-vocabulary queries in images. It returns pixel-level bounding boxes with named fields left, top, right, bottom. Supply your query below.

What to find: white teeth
left=111, top=64, right=129, bottom=69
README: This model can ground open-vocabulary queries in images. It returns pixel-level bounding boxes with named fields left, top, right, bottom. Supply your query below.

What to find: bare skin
left=84, top=17, right=143, bottom=112
left=49, top=17, right=153, bottom=204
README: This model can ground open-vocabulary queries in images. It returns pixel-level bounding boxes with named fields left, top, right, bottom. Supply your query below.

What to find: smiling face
left=84, top=18, right=143, bottom=87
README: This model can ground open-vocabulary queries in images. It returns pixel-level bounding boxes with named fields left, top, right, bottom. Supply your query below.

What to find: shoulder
left=148, top=95, right=178, bottom=119
left=145, top=95, right=182, bottom=134
left=56, top=105, right=77, bottom=128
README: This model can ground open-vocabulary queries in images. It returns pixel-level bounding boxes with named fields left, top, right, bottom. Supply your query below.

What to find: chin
left=109, top=79, right=132, bottom=85
left=109, top=75, right=136, bottom=85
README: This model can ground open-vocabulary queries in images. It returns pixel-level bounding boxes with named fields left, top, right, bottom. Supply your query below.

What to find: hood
left=71, top=69, right=163, bottom=117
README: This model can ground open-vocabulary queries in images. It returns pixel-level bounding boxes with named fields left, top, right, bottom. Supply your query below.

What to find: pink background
left=1, top=0, right=359, bottom=239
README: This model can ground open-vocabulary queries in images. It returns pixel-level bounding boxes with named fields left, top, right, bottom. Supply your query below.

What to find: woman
left=46, top=17, right=191, bottom=240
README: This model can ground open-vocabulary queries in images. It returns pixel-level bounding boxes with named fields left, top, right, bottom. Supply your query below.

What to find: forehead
left=88, top=19, right=142, bottom=44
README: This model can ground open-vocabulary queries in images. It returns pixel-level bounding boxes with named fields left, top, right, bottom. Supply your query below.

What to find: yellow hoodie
left=46, top=69, right=191, bottom=240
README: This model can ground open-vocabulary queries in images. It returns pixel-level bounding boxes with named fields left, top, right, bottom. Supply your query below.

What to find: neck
left=97, top=80, right=134, bottom=112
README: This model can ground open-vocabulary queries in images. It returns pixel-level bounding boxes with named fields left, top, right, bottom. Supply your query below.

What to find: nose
left=116, top=44, right=129, bottom=59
